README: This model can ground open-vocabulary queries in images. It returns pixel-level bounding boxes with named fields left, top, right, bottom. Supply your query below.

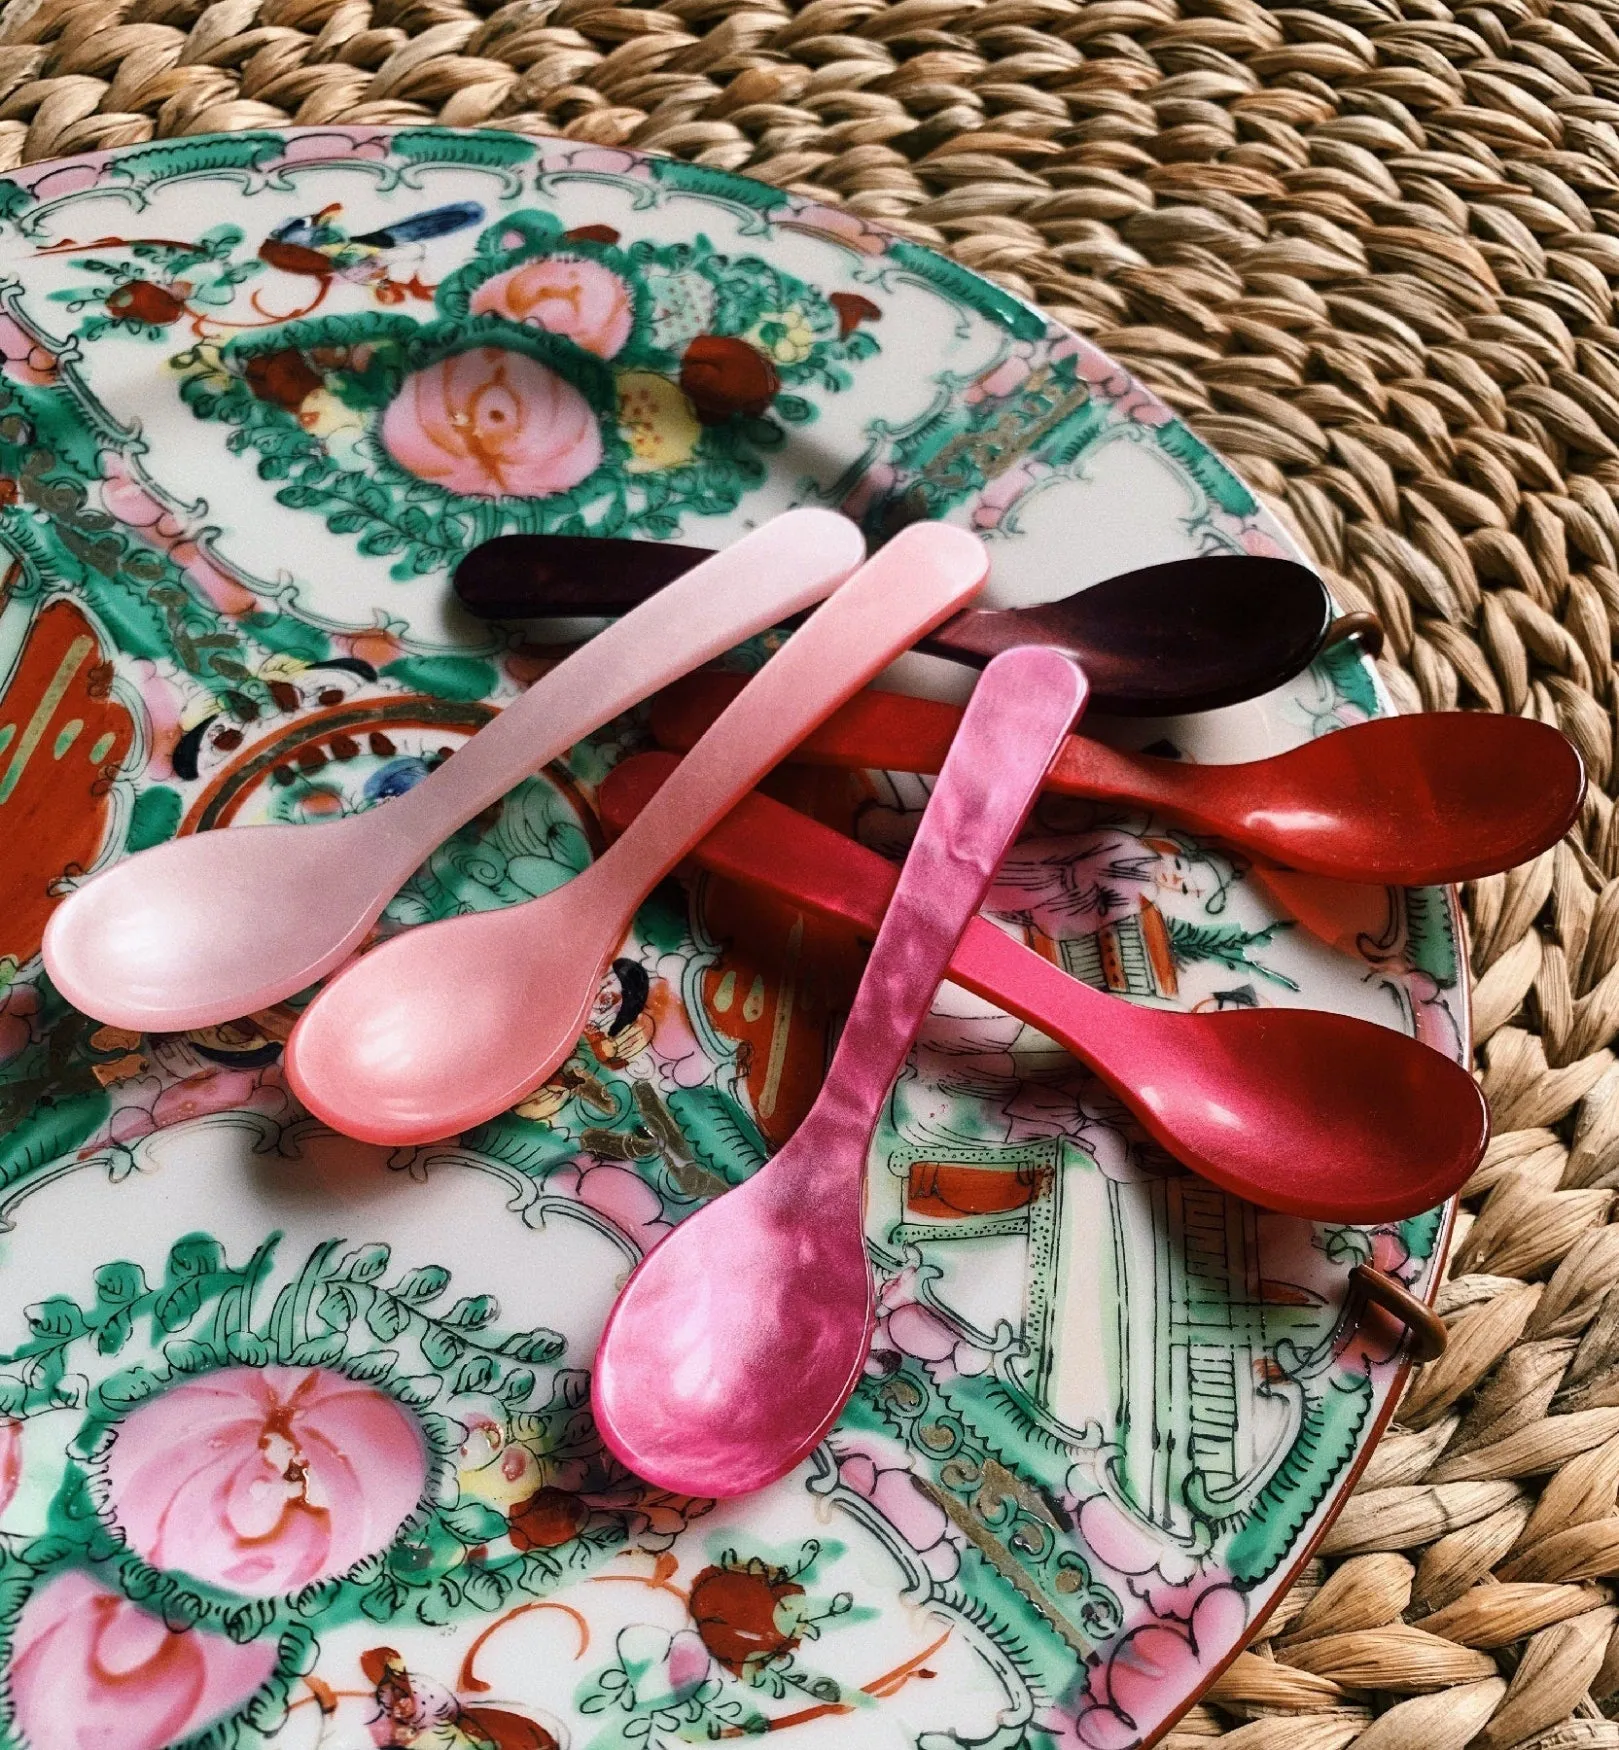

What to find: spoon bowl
left=594, top=1117, right=874, bottom=1495
left=957, top=920, right=1487, bottom=1222
left=455, top=535, right=1332, bottom=716
left=42, top=812, right=414, bottom=1034
left=289, top=863, right=621, bottom=1141
left=1190, top=709, right=1585, bottom=882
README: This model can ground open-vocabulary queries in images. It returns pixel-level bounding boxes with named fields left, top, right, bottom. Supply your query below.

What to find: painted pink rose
left=105, top=1366, right=427, bottom=1596
left=1077, top=1585, right=1248, bottom=1747
left=10, top=1571, right=276, bottom=1750
left=835, top=1438, right=960, bottom=1581
left=550, top=1158, right=669, bottom=1248
left=472, top=259, right=633, bottom=358
left=106, top=1066, right=287, bottom=1146
left=381, top=348, right=602, bottom=498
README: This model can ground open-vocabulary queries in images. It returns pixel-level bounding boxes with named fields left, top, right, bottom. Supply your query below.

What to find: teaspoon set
left=41, top=507, right=1584, bottom=1501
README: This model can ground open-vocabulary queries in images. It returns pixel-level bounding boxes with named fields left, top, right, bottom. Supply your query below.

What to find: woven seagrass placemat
left=2, top=0, right=1618, bottom=1743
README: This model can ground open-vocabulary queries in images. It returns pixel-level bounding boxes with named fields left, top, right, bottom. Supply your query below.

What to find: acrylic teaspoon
left=592, top=645, right=1091, bottom=1498
left=650, top=672, right=1585, bottom=885
left=597, top=751, right=1491, bottom=1225
left=454, top=533, right=1332, bottom=717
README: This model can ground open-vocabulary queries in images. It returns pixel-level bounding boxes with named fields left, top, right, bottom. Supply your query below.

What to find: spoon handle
left=650, top=669, right=1244, bottom=838
left=382, top=509, right=865, bottom=851
left=455, top=533, right=712, bottom=618
left=584, top=523, right=989, bottom=917
left=796, top=645, right=1088, bottom=1166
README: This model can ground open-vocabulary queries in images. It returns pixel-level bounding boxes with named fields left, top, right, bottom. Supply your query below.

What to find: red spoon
left=597, top=752, right=1490, bottom=1224
left=650, top=674, right=1585, bottom=885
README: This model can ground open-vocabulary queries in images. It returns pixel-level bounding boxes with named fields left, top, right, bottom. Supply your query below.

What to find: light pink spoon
left=592, top=644, right=1090, bottom=1499
left=284, top=522, right=990, bottom=1146
left=42, top=509, right=866, bottom=1033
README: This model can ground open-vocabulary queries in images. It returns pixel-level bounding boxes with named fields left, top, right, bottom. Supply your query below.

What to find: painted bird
left=258, top=201, right=485, bottom=280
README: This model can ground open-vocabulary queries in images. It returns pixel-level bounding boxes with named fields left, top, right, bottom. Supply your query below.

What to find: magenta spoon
left=591, top=645, right=1090, bottom=1499
left=42, top=510, right=867, bottom=1033
left=284, top=522, right=990, bottom=1146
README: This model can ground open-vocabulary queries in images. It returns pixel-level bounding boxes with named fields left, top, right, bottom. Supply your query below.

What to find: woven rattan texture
left=2, top=0, right=1618, bottom=1741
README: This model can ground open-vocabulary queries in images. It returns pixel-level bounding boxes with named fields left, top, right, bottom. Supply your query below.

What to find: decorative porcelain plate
left=0, top=128, right=1463, bottom=1750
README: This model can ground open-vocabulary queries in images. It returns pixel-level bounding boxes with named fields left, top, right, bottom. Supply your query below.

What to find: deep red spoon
left=597, top=752, right=1490, bottom=1224
left=650, top=673, right=1585, bottom=885
left=454, top=533, right=1332, bottom=717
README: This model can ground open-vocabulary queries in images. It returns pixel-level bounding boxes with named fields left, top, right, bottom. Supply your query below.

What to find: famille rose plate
left=0, top=128, right=1462, bottom=1750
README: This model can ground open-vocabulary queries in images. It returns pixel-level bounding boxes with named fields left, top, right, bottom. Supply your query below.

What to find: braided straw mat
left=11, top=0, right=1619, bottom=1740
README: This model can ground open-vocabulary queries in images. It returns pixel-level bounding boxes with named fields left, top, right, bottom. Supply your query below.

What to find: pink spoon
left=43, top=510, right=868, bottom=1034
left=284, top=522, right=990, bottom=1146
left=592, top=645, right=1090, bottom=1499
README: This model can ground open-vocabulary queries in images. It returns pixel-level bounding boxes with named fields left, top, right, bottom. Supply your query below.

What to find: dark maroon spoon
left=453, top=533, right=1333, bottom=716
